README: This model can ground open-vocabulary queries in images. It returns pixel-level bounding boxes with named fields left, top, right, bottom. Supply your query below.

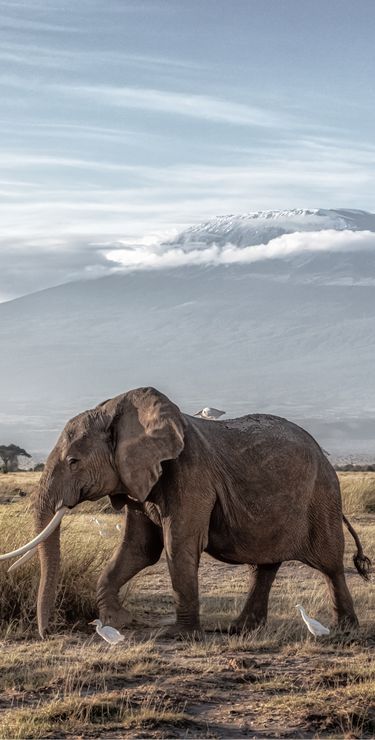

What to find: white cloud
left=0, top=42, right=204, bottom=72
left=64, top=83, right=287, bottom=128
left=105, top=229, right=375, bottom=270
left=0, top=152, right=140, bottom=173
left=1, top=13, right=78, bottom=32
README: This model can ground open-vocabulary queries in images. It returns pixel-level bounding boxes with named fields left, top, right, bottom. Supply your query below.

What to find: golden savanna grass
left=0, top=471, right=374, bottom=738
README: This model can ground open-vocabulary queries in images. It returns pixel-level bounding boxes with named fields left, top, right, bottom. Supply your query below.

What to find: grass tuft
left=0, top=496, right=124, bottom=637
left=0, top=691, right=188, bottom=739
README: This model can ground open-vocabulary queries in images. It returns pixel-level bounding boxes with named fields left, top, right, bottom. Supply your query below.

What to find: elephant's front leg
left=163, top=527, right=206, bottom=637
left=96, top=508, right=163, bottom=629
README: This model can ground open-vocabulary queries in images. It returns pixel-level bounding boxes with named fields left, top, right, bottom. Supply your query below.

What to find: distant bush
left=336, top=464, right=375, bottom=472
left=33, top=463, right=45, bottom=472
left=0, top=444, right=32, bottom=473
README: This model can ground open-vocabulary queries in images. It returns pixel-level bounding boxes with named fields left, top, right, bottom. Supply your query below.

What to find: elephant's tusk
left=7, top=547, right=38, bottom=573
left=0, top=507, right=68, bottom=561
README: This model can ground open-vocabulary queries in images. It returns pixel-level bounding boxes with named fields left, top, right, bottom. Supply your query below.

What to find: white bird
left=91, top=517, right=109, bottom=537
left=295, top=604, right=330, bottom=637
left=194, top=407, right=226, bottom=420
left=88, top=619, right=125, bottom=645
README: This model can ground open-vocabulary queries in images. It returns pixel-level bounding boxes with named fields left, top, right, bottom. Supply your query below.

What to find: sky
left=1, top=0, right=375, bottom=301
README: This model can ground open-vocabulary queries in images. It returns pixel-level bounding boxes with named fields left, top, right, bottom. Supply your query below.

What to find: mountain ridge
left=166, top=208, right=375, bottom=249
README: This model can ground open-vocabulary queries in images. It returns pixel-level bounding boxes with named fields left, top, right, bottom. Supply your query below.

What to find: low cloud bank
left=2, top=228, right=375, bottom=302
left=106, top=229, right=375, bottom=270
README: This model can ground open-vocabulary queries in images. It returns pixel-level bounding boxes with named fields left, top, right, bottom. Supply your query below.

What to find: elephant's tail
left=343, top=514, right=372, bottom=580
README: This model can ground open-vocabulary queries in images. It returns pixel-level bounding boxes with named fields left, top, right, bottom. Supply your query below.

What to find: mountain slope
left=1, top=208, right=375, bottom=456
left=1, top=260, right=375, bottom=456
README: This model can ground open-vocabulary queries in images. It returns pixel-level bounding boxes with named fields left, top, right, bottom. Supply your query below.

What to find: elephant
left=0, top=387, right=370, bottom=639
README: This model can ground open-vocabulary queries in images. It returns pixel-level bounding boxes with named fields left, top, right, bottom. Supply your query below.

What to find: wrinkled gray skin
left=32, top=387, right=368, bottom=638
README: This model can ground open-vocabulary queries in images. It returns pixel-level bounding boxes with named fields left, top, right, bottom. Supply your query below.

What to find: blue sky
left=1, top=0, right=375, bottom=300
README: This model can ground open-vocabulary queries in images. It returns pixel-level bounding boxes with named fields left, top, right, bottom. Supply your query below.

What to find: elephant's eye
left=67, top=456, right=79, bottom=468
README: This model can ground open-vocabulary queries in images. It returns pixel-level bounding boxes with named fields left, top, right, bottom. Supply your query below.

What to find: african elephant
left=0, top=387, right=370, bottom=638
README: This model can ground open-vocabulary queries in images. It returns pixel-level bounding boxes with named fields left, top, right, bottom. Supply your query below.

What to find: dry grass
left=0, top=696, right=187, bottom=740
left=0, top=637, right=189, bottom=739
left=0, top=471, right=374, bottom=737
left=0, top=471, right=41, bottom=501
left=340, top=472, right=375, bottom=514
left=0, top=501, right=123, bottom=636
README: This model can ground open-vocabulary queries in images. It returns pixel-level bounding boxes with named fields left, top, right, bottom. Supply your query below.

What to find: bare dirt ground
left=0, top=473, right=374, bottom=738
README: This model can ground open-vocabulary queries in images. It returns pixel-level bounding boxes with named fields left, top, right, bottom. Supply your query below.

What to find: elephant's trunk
left=35, top=505, right=63, bottom=639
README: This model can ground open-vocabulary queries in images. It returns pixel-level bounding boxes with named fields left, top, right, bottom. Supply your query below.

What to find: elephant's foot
left=228, top=614, right=267, bottom=635
left=160, top=622, right=202, bottom=640
left=333, top=613, right=359, bottom=633
left=99, top=605, right=132, bottom=631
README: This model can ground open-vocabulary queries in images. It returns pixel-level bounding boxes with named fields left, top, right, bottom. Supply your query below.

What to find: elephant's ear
left=113, top=388, right=186, bottom=503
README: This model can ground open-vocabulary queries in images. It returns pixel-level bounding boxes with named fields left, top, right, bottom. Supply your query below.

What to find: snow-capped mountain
left=161, top=208, right=375, bottom=285
left=166, top=208, right=375, bottom=249
left=1, top=208, right=375, bottom=457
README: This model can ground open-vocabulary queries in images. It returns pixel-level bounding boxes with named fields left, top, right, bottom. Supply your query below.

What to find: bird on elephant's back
left=0, top=387, right=371, bottom=638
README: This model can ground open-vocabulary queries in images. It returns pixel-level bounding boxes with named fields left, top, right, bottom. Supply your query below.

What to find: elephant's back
left=188, top=411, right=335, bottom=485
left=218, top=412, right=337, bottom=490
left=221, top=413, right=323, bottom=454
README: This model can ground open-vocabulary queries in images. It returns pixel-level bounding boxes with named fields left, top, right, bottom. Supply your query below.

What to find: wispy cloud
left=0, top=120, right=162, bottom=146
left=1, top=14, right=79, bottom=33
left=1, top=134, right=375, bottom=250
left=63, top=83, right=287, bottom=128
left=0, top=152, right=142, bottom=174
left=0, top=42, right=76, bottom=69
left=115, top=52, right=204, bottom=71
left=0, top=42, right=204, bottom=72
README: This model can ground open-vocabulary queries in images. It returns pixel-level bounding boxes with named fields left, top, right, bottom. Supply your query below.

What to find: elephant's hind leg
left=324, top=570, right=358, bottom=628
left=229, top=562, right=281, bottom=634
left=302, top=546, right=359, bottom=627
left=303, top=485, right=359, bottom=628
left=96, top=508, right=163, bottom=629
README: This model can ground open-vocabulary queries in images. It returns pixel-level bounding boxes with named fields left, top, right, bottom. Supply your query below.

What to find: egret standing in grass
left=91, top=516, right=110, bottom=538
left=194, top=407, right=226, bottom=420
left=89, top=619, right=125, bottom=645
left=295, top=604, right=330, bottom=637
